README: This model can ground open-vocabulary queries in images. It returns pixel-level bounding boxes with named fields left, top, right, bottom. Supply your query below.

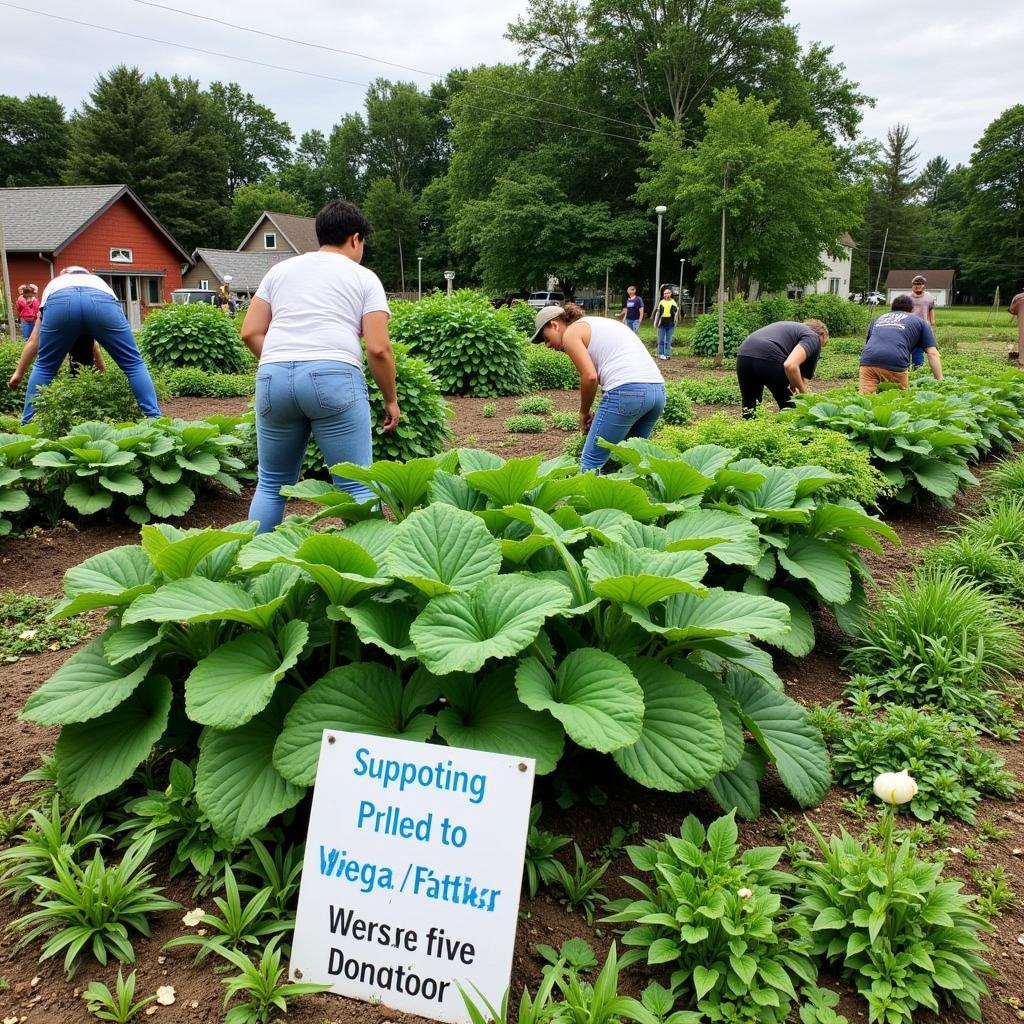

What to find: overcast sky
left=0, top=0, right=1018, bottom=167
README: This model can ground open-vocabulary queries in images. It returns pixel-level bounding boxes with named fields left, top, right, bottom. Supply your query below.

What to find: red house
left=1, top=184, right=191, bottom=329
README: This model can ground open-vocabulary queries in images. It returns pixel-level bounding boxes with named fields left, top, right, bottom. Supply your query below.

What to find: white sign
left=289, top=732, right=536, bottom=1023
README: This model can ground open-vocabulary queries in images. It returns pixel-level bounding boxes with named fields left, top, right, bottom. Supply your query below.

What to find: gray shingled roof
left=885, top=269, right=955, bottom=290
left=195, top=248, right=292, bottom=292
left=0, top=185, right=125, bottom=251
left=263, top=212, right=318, bottom=254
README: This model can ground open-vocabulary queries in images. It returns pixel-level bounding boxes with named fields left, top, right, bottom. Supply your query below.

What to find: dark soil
left=2, top=393, right=1024, bottom=1022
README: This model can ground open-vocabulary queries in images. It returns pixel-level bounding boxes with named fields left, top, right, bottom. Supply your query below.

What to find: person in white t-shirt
left=529, top=303, right=665, bottom=472
left=241, top=200, right=401, bottom=532
left=7, top=266, right=161, bottom=424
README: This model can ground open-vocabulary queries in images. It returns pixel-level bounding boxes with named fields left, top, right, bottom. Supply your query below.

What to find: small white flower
left=155, top=985, right=176, bottom=1006
left=737, top=887, right=753, bottom=900
left=18, top=629, right=37, bottom=640
left=182, top=908, right=205, bottom=927
left=873, top=770, right=918, bottom=806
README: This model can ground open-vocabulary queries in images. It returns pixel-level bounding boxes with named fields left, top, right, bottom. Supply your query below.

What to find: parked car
left=865, top=291, right=885, bottom=306
left=526, top=290, right=565, bottom=309
left=170, top=288, right=216, bottom=306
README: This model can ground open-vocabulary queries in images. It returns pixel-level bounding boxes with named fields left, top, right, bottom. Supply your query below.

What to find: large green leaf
left=435, top=668, right=564, bottom=774
left=22, top=635, right=156, bottom=726
left=612, top=658, right=724, bottom=791
left=123, top=576, right=292, bottom=631
left=809, top=504, right=898, bottom=545
left=679, top=660, right=745, bottom=772
left=234, top=527, right=311, bottom=572
left=464, top=455, right=543, bottom=507
left=197, top=686, right=305, bottom=844
left=274, top=664, right=439, bottom=786
left=52, top=545, right=156, bottom=618
left=664, top=510, right=762, bottom=567
left=569, top=475, right=667, bottom=521
left=185, top=621, right=308, bottom=729
left=515, top=649, right=643, bottom=753
left=625, top=589, right=791, bottom=643
left=104, top=621, right=163, bottom=665
left=410, top=575, right=572, bottom=674
left=340, top=600, right=417, bottom=660
left=582, top=543, right=708, bottom=607
left=340, top=520, right=398, bottom=566
left=704, top=744, right=768, bottom=820
left=777, top=537, right=852, bottom=604
left=146, top=482, right=196, bottom=518
left=64, top=482, right=114, bottom=515
left=286, top=534, right=390, bottom=605
left=759, top=588, right=815, bottom=657
left=56, top=674, right=172, bottom=804
left=726, top=669, right=830, bottom=807
left=140, top=526, right=248, bottom=579
left=644, top=456, right=715, bottom=502
left=910, top=460, right=961, bottom=498
left=386, top=504, right=501, bottom=596
left=329, top=456, right=446, bottom=518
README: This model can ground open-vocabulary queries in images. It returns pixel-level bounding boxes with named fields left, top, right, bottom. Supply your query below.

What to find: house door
left=126, top=276, right=141, bottom=330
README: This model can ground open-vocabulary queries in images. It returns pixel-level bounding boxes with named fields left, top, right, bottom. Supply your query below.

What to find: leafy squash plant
left=25, top=447, right=843, bottom=847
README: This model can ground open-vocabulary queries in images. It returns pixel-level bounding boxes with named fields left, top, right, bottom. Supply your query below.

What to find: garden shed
left=885, top=268, right=956, bottom=306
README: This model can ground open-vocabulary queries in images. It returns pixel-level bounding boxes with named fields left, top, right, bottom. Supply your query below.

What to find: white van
left=526, top=290, right=566, bottom=309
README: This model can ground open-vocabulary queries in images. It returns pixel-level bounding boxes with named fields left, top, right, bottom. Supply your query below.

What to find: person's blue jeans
left=580, top=382, right=666, bottom=473
left=657, top=324, right=675, bottom=357
left=20, top=320, right=34, bottom=341
left=626, top=319, right=641, bottom=334
left=21, top=287, right=161, bottom=424
left=248, top=360, right=375, bottom=533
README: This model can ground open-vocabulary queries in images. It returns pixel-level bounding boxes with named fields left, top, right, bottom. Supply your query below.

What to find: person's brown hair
left=803, top=318, right=829, bottom=344
left=553, top=302, right=585, bottom=325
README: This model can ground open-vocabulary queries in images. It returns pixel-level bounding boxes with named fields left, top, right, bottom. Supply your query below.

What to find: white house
left=884, top=269, right=955, bottom=307
left=749, top=233, right=855, bottom=300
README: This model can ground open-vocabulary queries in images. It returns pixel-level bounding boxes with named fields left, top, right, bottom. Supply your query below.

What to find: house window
left=828, top=277, right=841, bottom=294
left=110, top=247, right=133, bottom=264
left=146, top=278, right=162, bottom=304
left=200, top=279, right=210, bottom=290
left=264, top=232, right=277, bottom=250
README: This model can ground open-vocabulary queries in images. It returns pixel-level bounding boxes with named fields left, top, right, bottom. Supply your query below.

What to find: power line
left=0, top=2, right=642, bottom=143
left=133, top=0, right=647, bottom=135
left=857, top=244, right=1023, bottom=272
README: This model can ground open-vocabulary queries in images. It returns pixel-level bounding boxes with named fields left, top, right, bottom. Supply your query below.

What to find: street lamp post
left=417, top=257, right=422, bottom=300
left=678, top=258, right=686, bottom=314
left=444, top=270, right=455, bottom=297
left=654, top=205, right=667, bottom=302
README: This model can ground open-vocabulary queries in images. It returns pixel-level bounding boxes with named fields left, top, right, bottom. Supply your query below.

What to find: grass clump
left=480, top=403, right=496, bottom=419
left=505, top=414, right=546, bottom=434
left=660, top=383, right=694, bottom=425
left=988, top=452, right=1024, bottom=497
left=31, top=367, right=168, bottom=437
left=551, top=411, right=578, bottom=431
left=516, top=395, right=555, bottom=415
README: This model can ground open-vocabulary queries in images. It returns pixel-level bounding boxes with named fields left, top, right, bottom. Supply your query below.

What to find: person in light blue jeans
left=10, top=270, right=161, bottom=424
left=579, top=382, right=666, bottom=472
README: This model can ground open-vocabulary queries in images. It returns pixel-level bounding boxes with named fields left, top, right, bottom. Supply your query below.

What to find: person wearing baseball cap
left=530, top=302, right=664, bottom=473
left=907, top=275, right=935, bottom=368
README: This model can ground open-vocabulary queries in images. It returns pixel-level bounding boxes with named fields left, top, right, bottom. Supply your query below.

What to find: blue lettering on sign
left=352, top=747, right=487, bottom=804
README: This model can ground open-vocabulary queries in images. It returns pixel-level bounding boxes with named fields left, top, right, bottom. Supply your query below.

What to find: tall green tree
left=0, top=94, right=68, bottom=185
left=960, top=105, right=1024, bottom=300
left=229, top=183, right=312, bottom=246
left=364, top=79, right=445, bottom=194
left=151, top=75, right=231, bottom=249
left=362, top=176, right=419, bottom=291
left=64, top=66, right=192, bottom=243
left=637, top=89, right=863, bottom=294
left=208, top=82, right=293, bottom=193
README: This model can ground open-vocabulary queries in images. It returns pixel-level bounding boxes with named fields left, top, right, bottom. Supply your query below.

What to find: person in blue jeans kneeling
left=7, top=267, right=161, bottom=424
left=530, top=303, right=665, bottom=473
left=241, top=200, right=401, bottom=533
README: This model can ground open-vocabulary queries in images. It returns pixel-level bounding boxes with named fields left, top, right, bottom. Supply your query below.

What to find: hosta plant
left=138, top=302, right=249, bottom=373
left=798, top=813, right=993, bottom=1023
left=24, top=447, right=836, bottom=844
left=604, top=811, right=815, bottom=1022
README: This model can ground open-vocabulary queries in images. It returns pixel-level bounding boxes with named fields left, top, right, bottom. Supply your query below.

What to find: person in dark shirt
left=860, top=294, right=942, bottom=393
left=736, top=319, right=829, bottom=415
left=618, top=285, right=644, bottom=333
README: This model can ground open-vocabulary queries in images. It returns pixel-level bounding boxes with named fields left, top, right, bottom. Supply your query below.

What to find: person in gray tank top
left=529, top=303, right=665, bottom=472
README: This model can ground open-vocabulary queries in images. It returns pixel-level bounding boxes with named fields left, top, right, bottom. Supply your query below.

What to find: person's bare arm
left=928, top=306, right=936, bottom=327
left=636, top=304, right=644, bottom=326
left=240, top=296, right=272, bottom=359
left=783, top=344, right=811, bottom=393
left=560, top=324, right=599, bottom=430
left=92, top=342, right=106, bottom=372
left=8, top=321, right=40, bottom=388
left=925, top=346, right=943, bottom=381
left=362, top=310, right=400, bottom=432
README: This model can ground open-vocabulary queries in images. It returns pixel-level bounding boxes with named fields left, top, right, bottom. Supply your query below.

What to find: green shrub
left=658, top=412, right=888, bottom=506
left=690, top=309, right=747, bottom=358
left=158, top=367, right=255, bottom=398
left=845, top=567, right=1023, bottom=725
left=832, top=704, right=1016, bottom=822
left=794, top=294, right=870, bottom=336
left=31, top=367, right=168, bottom=437
left=523, top=343, right=578, bottom=390
left=660, top=383, right=694, bottom=425
left=562, top=432, right=585, bottom=459
left=671, top=375, right=742, bottom=405
left=505, top=414, right=546, bottom=434
left=961, top=494, right=1024, bottom=557
left=752, top=294, right=797, bottom=328
left=505, top=299, right=537, bottom=335
left=138, top=303, right=248, bottom=373
left=481, top=403, right=496, bottom=419
left=605, top=812, right=815, bottom=1021
left=0, top=342, right=26, bottom=415
left=988, top=452, right=1024, bottom=497
left=517, top=395, right=554, bottom=415
left=551, top=411, right=577, bottom=431
left=389, top=290, right=528, bottom=396
left=919, top=535, right=1024, bottom=603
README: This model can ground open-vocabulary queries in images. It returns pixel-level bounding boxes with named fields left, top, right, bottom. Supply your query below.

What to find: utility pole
left=604, top=267, right=609, bottom=317
left=716, top=169, right=727, bottom=367
left=873, top=226, right=889, bottom=295
left=654, top=205, right=667, bottom=303
left=397, top=235, right=406, bottom=294
left=0, top=213, right=15, bottom=341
